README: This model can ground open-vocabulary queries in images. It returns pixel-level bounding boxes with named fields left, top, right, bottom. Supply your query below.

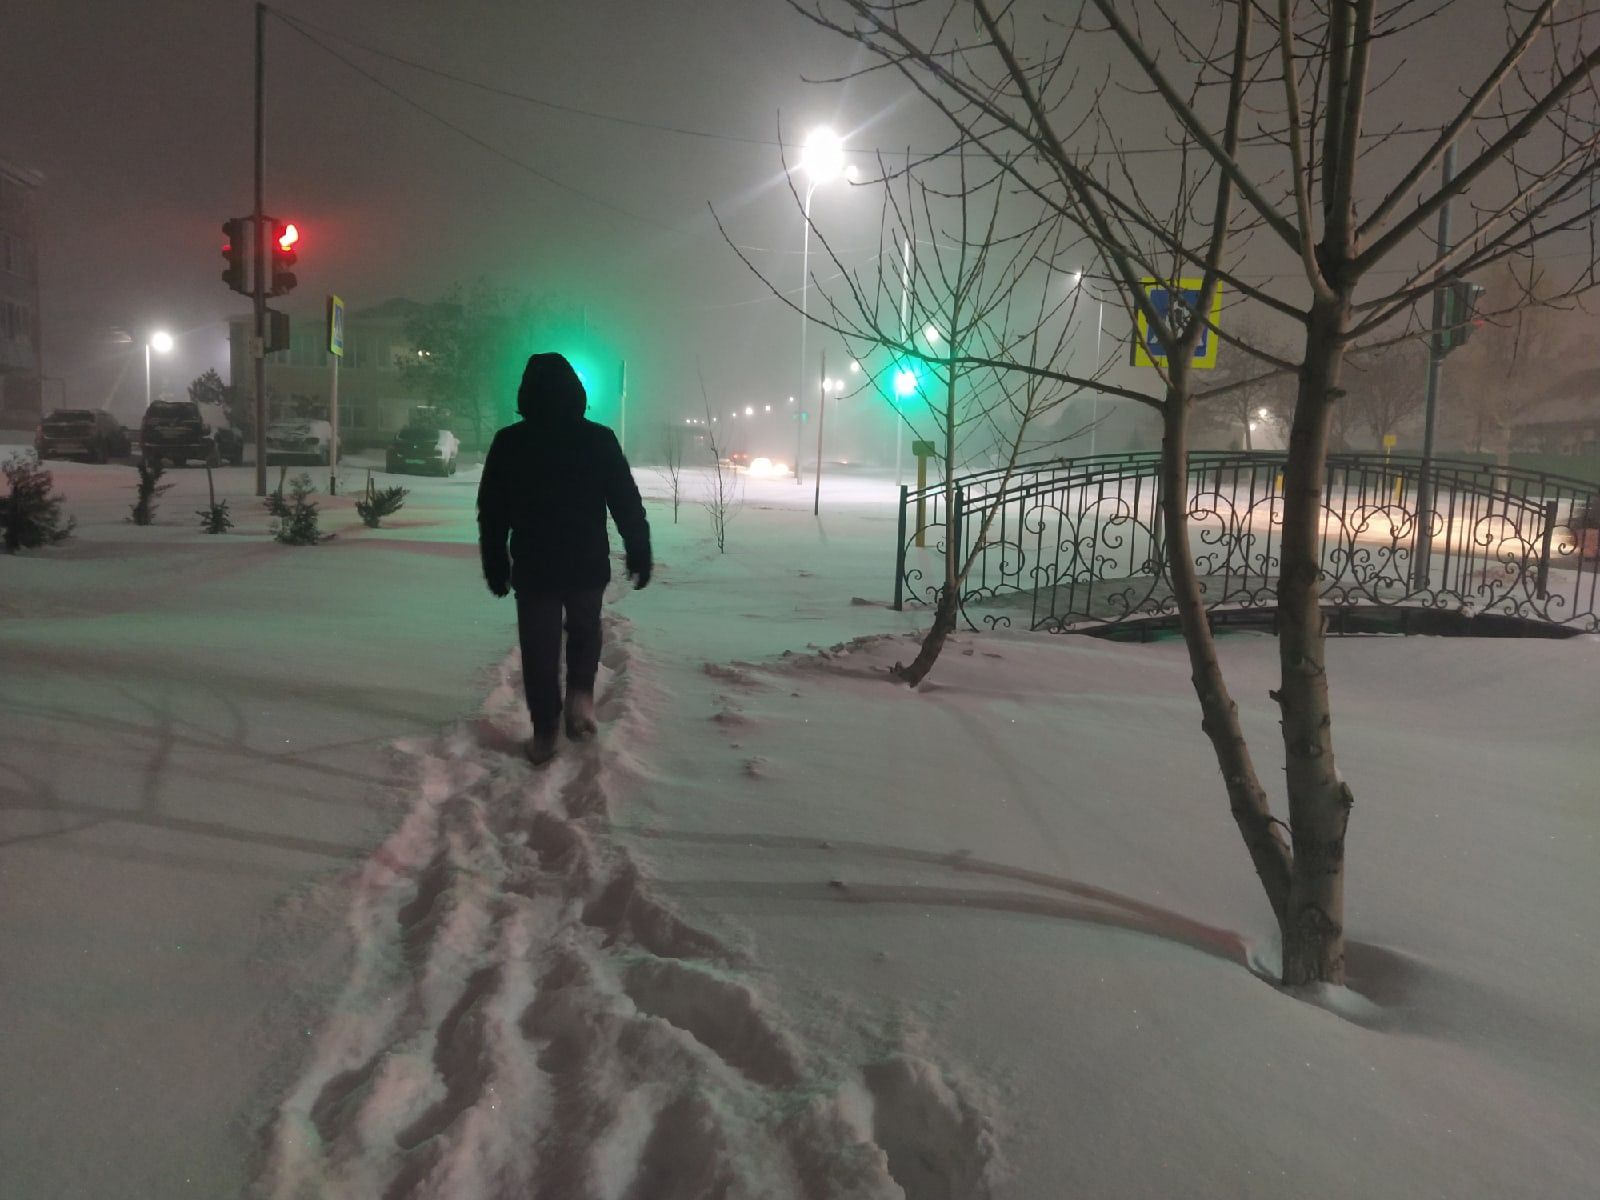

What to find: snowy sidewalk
left=0, top=456, right=515, bottom=1196
left=5, top=457, right=1597, bottom=1198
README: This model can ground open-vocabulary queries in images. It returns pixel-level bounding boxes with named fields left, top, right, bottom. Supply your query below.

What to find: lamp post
left=144, top=330, right=174, bottom=408
left=796, top=126, right=855, bottom=485
left=1068, top=271, right=1106, bottom=456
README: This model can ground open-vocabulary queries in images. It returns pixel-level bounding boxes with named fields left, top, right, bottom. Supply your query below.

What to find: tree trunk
left=1159, top=387, right=1292, bottom=927
left=896, top=363, right=963, bottom=688
left=895, top=586, right=960, bottom=686
left=1276, top=299, right=1356, bottom=987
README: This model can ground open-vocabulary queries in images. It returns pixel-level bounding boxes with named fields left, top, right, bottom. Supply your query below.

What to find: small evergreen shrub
left=196, top=464, right=231, bottom=533
left=129, top=459, right=175, bottom=526
left=271, top=473, right=331, bottom=545
left=196, top=499, right=233, bottom=534
left=354, top=472, right=409, bottom=528
left=263, top=466, right=290, bottom=519
left=1, top=450, right=75, bottom=552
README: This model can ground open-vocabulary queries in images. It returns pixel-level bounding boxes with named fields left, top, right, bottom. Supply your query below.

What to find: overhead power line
left=269, top=8, right=676, bottom=230
left=264, top=5, right=1453, bottom=164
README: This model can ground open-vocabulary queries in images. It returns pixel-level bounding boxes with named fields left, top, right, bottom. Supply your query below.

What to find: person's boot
left=525, top=728, right=560, bottom=766
left=564, top=690, right=597, bottom=741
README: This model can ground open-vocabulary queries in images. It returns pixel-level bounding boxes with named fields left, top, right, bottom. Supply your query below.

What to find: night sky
left=1, top=0, right=1539, bottom=453
left=3, top=0, right=937, bottom=444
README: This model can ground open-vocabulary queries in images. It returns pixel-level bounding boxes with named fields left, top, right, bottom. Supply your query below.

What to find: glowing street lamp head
left=923, top=324, right=941, bottom=344
left=849, top=360, right=860, bottom=373
left=149, top=331, right=174, bottom=354
left=800, top=126, right=846, bottom=185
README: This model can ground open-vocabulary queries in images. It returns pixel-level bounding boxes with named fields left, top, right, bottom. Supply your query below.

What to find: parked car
left=386, top=422, right=461, bottom=476
left=140, top=400, right=244, bottom=467
left=35, top=409, right=130, bottom=463
left=266, top=418, right=336, bottom=465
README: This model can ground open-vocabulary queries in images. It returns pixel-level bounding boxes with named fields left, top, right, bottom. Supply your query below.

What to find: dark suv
left=139, top=400, right=245, bottom=467
left=36, top=409, right=130, bottom=463
left=386, top=421, right=460, bottom=476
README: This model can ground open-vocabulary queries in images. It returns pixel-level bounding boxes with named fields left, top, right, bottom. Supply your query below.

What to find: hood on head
left=516, top=353, right=587, bottom=420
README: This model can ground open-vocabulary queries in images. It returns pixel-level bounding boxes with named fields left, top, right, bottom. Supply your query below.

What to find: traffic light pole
left=1412, top=141, right=1455, bottom=588
left=252, top=1, right=268, bottom=498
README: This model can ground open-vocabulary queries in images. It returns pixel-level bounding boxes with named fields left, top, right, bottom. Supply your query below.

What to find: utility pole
left=1413, top=142, right=1455, bottom=587
left=252, top=1, right=268, bottom=497
left=896, top=236, right=911, bottom=485
left=793, top=397, right=805, bottom=487
left=813, top=348, right=827, bottom=516
left=617, top=358, right=627, bottom=454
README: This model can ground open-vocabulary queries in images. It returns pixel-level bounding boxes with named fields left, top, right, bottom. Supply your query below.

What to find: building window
left=1, top=300, right=30, bottom=340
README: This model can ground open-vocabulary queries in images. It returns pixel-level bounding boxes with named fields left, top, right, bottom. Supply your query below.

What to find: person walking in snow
left=477, top=352, right=651, bottom=765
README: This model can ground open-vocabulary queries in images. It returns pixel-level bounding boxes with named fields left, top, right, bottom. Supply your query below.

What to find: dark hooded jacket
left=477, top=353, right=650, bottom=593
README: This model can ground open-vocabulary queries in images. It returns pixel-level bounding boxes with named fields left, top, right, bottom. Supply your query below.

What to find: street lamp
left=796, top=125, right=854, bottom=485
left=145, top=329, right=174, bottom=408
left=1067, top=272, right=1106, bottom=455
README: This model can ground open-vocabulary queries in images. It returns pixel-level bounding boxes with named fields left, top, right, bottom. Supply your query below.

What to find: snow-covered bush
left=128, top=459, right=175, bottom=526
left=1, top=450, right=75, bottom=552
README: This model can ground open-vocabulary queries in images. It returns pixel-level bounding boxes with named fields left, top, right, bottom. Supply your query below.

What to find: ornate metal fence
left=894, top=452, right=1600, bottom=634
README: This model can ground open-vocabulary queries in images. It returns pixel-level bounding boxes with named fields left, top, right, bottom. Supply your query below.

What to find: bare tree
left=1343, top=339, right=1429, bottom=449
left=655, top=421, right=686, bottom=524
left=1444, top=262, right=1575, bottom=455
left=698, top=371, right=742, bottom=554
left=791, top=0, right=1600, bottom=987
left=1193, top=322, right=1299, bottom=450
left=720, top=143, right=1097, bottom=683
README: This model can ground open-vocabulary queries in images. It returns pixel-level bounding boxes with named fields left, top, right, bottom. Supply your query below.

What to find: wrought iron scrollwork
left=894, top=452, right=1600, bottom=635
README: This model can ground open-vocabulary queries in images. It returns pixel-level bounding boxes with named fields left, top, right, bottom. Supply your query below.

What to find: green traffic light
left=893, top=367, right=918, bottom=398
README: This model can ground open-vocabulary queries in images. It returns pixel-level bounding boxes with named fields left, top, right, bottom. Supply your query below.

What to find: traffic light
left=265, top=308, right=291, bottom=354
left=889, top=357, right=927, bottom=402
left=221, top=217, right=249, bottom=294
left=1440, top=278, right=1485, bottom=353
left=270, top=220, right=299, bottom=296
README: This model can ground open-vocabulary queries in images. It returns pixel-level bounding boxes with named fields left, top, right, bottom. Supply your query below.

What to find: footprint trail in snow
left=255, top=607, right=996, bottom=1200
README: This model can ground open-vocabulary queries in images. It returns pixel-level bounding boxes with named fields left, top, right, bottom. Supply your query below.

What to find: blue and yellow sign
left=1132, top=278, right=1223, bottom=370
left=327, top=294, right=345, bottom=359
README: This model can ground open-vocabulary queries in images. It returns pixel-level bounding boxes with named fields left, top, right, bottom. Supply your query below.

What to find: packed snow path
left=258, top=605, right=996, bottom=1200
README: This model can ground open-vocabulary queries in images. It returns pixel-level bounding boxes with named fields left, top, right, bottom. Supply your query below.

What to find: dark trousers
left=516, top=588, right=605, bottom=735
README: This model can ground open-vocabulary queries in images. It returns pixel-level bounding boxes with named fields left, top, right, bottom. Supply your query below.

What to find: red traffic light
left=269, top=218, right=299, bottom=297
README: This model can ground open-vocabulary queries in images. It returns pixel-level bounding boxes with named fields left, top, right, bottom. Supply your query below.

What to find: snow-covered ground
left=1, top=445, right=1596, bottom=1199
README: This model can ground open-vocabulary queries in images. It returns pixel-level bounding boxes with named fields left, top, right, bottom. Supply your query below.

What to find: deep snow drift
left=2, top=449, right=1596, bottom=1199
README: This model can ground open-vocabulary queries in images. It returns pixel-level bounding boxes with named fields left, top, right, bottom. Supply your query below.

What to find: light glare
left=800, top=127, right=845, bottom=185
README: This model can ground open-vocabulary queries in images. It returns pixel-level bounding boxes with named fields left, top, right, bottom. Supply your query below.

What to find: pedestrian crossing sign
left=1132, top=278, right=1223, bottom=370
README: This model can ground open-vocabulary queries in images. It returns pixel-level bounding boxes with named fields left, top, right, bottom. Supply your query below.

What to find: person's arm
left=602, top=430, right=652, bottom=588
left=476, top=428, right=512, bottom=596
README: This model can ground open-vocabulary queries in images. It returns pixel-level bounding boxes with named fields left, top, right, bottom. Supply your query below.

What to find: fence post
left=1536, top=498, right=1558, bottom=599
left=951, top=483, right=965, bottom=600
left=894, top=484, right=908, bottom=611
